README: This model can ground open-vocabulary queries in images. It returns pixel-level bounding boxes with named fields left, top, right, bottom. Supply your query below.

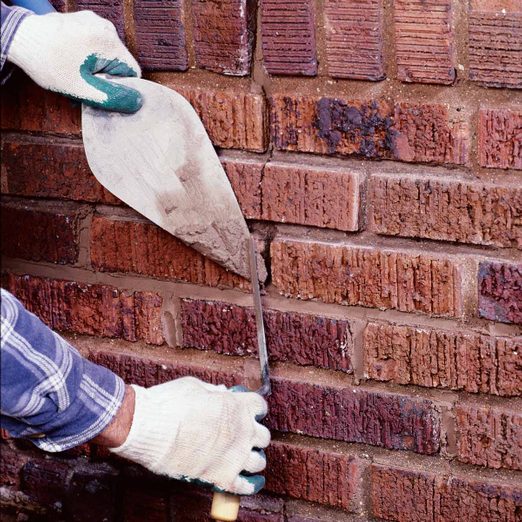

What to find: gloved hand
left=7, top=10, right=142, bottom=113
left=110, top=377, right=270, bottom=495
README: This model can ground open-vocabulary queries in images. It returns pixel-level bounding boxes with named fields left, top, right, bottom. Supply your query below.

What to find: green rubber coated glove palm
left=7, top=10, right=142, bottom=113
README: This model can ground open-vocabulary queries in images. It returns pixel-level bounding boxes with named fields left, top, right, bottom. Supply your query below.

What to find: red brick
left=76, top=0, right=125, bottom=39
left=222, top=155, right=264, bottom=219
left=265, top=439, right=365, bottom=510
left=180, top=299, right=353, bottom=372
left=1, top=201, right=80, bottom=264
left=261, top=0, right=317, bottom=76
left=1, top=75, right=80, bottom=135
left=371, top=463, right=522, bottom=522
left=369, top=173, right=522, bottom=248
left=456, top=403, right=522, bottom=471
left=192, top=0, right=255, bottom=75
left=394, top=0, right=455, bottom=85
left=324, top=0, right=384, bottom=81
left=0, top=444, right=28, bottom=487
left=90, top=214, right=250, bottom=290
left=364, top=322, right=522, bottom=397
left=1, top=135, right=119, bottom=204
left=261, top=162, right=361, bottom=231
left=478, top=108, right=522, bottom=170
left=4, top=274, right=164, bottom=345
left=267, top=372, right=441, bottom=455
left=479, top=262, right=522, bottom=325
left=171, top=83, right=267, bottom=152
left=271, top=95, right=469, bottom=165
left=271, top=239, right=463, bottom=318
left=468, top=0, right=522, bottom=89
left=134, top=0, right=188, bottom=71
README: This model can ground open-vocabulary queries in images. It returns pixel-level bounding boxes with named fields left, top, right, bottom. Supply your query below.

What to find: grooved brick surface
left=324, top=0, right=384, bottom=81
left=468, top=1, right=522, bottom=88
left=192, top=0, right=254, bottom=75
left=172, top=84, right=266, bottom=152
left=364, top=322, right=522, bottom=397
left=267, top=376, right=441, bottom=455
left=180, top=299, right=353, bottom=372
left=90, top=215, right=250, bottom=290
left=134, top=0, right=188, bottom=71
left=479, top=108, right=522, bottom=170
left=394, top=0, right=455, bottom=85
left=371, top=464, right=522, bottom=522
left=4, top=274, right=164, bottom=345
left=1, top=202, right=80, bottom=264
left=270, top=95, right=469, bottom=165
left=76, top=0, right=125, bottom=39
left=478, top=262, right=522, bottom=324
left=369, top=173, right=522, bottom=248
left=261, top=0, right=317, bottom=76
left=271, top=239, right=463, bottom=317
left=456, top=404, right=522, bottom=471
left=265, top=440, right=365, bottom=510
left=1, top=136, right=119, bottom=204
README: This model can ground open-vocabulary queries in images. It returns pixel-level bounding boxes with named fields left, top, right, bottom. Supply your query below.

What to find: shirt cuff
left=1, top=4, right=30, bottom=82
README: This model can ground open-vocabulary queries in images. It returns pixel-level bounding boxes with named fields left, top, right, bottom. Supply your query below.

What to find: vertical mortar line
left=183, top=0, right=197, bottom=70
left=123, top=0, right=137, bottom=55
left=351, top=317, right=367, bottom=385
left=440, top=397, right=457, bottom=458
left=314, top=0, right=327, bottom=78
left=382, top=0, right=397, bottom=82
left=76, top=204, right=94, bottom=270
left=161, top=286, right=185, bottom=348
left=460, top=255, right=480, bottom=324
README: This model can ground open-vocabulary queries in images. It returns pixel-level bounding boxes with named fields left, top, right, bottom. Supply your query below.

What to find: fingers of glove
left=253, top=422, right=271, bottom=449
left=243, top=449, right=266, bottom=474
left=244, top=392, right=268, bottom=421
left=230, top=474, right=265, bottom=496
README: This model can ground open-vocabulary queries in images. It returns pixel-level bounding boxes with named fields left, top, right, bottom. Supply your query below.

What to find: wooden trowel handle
left=211, top=491, right=241, bottom=521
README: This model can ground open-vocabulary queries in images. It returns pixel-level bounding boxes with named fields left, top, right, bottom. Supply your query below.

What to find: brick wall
left=1, top=0, right=521, bottom=521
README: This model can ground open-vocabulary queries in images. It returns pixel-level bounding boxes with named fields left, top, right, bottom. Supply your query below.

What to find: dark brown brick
left=4, top=274, right=164, bottom=345
left=271, top=239, right=463, bottom=318
left=134, top=0, right=188, bottom=71
left=364, top=322, right=522, bottom=397
left=90, top=215, right=250, bottom=290
left=394, top=0, right=455, bottom=85
left=1, top=202, right=80, bottom=264
left=1, top=135, right=119, bottom=204
left=369, top=173, right=522, bottom=248
left=265, top=439, right=366, bottom=510
left=456, top=403, right=522, bottom=471
left=171, top=83, right=267, bottom=152
left=478, top=108, right=522, bottom=170
left=371, top=463, right=522, bottom=522
left=468, top=0, right=522, bottom=89
left=180, top=299, right=354, bottom=372
left=479, top=262, right=522, bottom=325
left=267, top=374, right=441, bottom=455
left=22, top=459, right=71, bottom=508
left=0, top=444, right=29, bottom=487
left=76, top=0, right=125, bottom=39
left=324, top=0, right=384, bottom=81
left=261, top=0, right=317, bottom=76
left=192, top=0, right=255, bottom=75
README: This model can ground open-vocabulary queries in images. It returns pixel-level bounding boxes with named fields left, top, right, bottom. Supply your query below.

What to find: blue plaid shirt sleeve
left=1, top=2, right=30, bottom=78
left=1, top=289, right=125, bottom=451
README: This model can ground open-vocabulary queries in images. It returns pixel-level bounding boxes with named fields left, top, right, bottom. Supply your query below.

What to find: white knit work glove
left=110, top=378, right=270, bottom=495
left=7, top=11, right=142, bottom=113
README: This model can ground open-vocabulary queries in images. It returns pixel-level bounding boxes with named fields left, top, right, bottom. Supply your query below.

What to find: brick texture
left=364, top=322, right=522, bottom=397
left=180, top=299, right=354, bottom=372
left=1, top=202, right=80, bottom=264
left=172, top=83, right=266, bottom=152
left=394, top=0, right=455, bottom=85
left=456, top=403, right=522, bottom=471
left=371, top=463, right=522, bottom=522
left=4, top=274, right=164, bottom=345
left=133, top=0, right=188, bottom=71
left=192, top=0, right=255, bottom=75
left=1, top=136, right=119, bottom=204
left=76, top=0, right=125, bottom=39
left=324, top=0, right=384, bottom=81
left=90, top=214, right=250, bottom=290
left=261, top=0, right=317, bottom=76
left=271, top=95, right=469, bottom=165
left=468, top=0, right=522, bottom=88
left=369, top=173, right=522, bottom=248
left=478, top=262, right=522, bottom=325
left=478, top=107, right=522, bottom=170
left=271, top=239, right=463, bottom=317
